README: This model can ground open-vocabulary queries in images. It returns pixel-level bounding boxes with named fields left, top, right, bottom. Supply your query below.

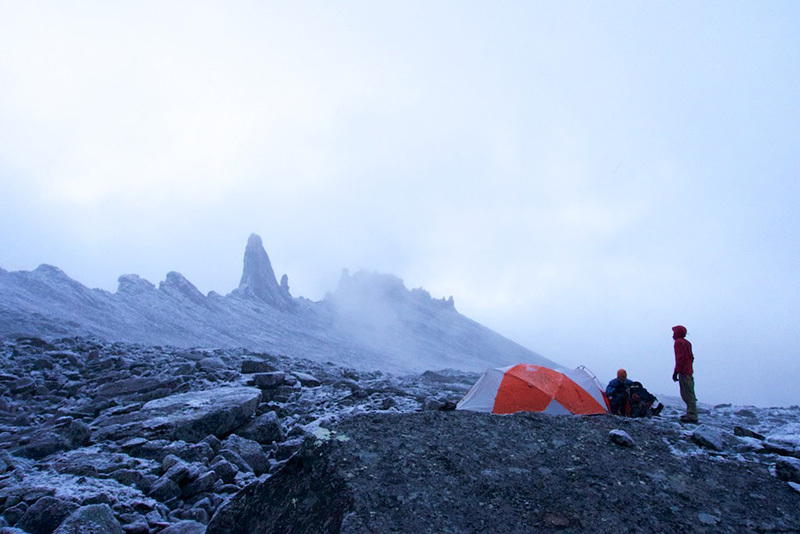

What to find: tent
left=456, top=364, right=609, bottom=415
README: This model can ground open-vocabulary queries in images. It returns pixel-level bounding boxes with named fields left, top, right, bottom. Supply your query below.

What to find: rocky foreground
left=1, top=337, right=799, bottom=533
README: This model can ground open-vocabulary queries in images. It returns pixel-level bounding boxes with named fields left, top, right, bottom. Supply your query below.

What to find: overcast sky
left=1, top=1, right=798, bottom=407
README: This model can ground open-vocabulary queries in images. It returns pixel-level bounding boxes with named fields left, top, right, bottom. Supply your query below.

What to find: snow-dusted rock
left=241, top=359, right=276, bottom=374
left=238, top=411, right=285, bottom=444
left=692, top=425, right=724, bottom=451
left=16, top=496, right=78, bottom=534
left=158, top=520, right=206, bottom=534
left=93, top=387, right=261, bottom=442
left=775, top=457, right=800, bottom=483
left=53, top=504, right=123, bottom=534
left=609, top=429, right=635, bottom=447
left=221, top=435, right=270, bottom=476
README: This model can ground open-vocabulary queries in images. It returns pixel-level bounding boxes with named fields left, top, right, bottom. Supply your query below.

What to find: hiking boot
left=652, top=403, right=664, bottom=416
left=679, top=414, right=699, bottom=423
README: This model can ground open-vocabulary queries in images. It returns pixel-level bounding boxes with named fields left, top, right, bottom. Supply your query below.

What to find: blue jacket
left=605, top=378, right=633, bottom=399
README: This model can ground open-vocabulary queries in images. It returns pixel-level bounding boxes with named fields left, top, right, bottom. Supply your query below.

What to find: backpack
left=628, top=382, right=654, bottom=403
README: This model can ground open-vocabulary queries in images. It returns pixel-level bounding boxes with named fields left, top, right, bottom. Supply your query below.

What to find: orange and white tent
left=456, top=364, right=609, bottom=415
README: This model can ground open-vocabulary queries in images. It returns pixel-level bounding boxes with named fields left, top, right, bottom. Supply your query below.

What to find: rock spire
left=232, top=234, right=294, bottom=310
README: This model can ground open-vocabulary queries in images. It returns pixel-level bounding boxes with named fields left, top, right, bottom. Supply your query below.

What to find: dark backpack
left=629, top=381, right=656, bottom=403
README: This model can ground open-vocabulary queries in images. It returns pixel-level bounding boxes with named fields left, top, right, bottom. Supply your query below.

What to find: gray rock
left=249, top=372, right=285, bottom=389
left=196, top=357, right=227, bottom=372
left=53, top=504, right=123, bottom=534
left=691, top=425, right=724, bottom=451
left=14, top=431, right=69, bottom=459
left=92, top=387, right=261, bottom=442
left=201, top=435, right=221, bottom=454
left=148, top=478, right=181, bottom=503
left=182, top=470, right=218, bottom=497
left=158, top=520, right=206, bottom=534
left=2, top=503, right=28, bottom=526
left=293, top=372, right=321, bottom=387
left=238, top=411, right=285, bottom=444
left=609, top=429, right=635, bottom=447
left=775, top=457, right=800, bottom=483
left=121, top=520, right=149, bottom=534
left=221, top=435, right=269, bottom=476
left=161, top=460, right=194, bottom=485
left=96, top=377, right=164, bottom=398
left=215, top=449, right=252, bottom=474
left=108, top=469, right=152, bottom=492
left=241, top=360, right=276, bottom=374
left=16, top=496, right=79, bottom=534
left=209, top=459, right=238, bottom=484
left=734, top=426, right=765, bottom=441
left=60, top=420, right=91, bottom=449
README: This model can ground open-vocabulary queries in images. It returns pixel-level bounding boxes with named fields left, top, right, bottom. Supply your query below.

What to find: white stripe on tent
left=542, top=399, right=571, bottom=415
left=456, top=366, right=512, bottom=412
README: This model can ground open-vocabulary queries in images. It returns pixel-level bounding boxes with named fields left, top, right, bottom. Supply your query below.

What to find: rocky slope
left=1, top=337, right=799, bottom=533
left=0, top=234, right=558, bottom=375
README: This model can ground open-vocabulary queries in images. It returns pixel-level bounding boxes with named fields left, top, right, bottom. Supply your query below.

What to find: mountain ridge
left=0, top=234, right=559, bottom=375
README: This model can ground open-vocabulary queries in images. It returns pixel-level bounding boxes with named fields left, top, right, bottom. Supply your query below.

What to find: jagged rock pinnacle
left=232, top=234, right=294, bottom=309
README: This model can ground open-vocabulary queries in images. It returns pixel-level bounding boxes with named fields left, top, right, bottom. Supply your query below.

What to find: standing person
left=672, top=325, right=698, bottom=423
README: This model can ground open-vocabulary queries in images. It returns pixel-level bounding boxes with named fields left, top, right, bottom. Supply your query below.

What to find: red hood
left=672, top=325, right=687, bottom=339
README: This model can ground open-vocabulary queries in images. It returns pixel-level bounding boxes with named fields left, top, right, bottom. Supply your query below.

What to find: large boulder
left=52, top=504, right=123, bottom=534
left=16, top=497, right=79, bottom=534
left=92, top=387, right=261, bottom=442
left=207, top=411, right=800, bottom=534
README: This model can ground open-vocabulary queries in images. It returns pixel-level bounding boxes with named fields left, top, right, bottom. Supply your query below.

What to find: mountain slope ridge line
left=0, top=233, right=559, bottom=374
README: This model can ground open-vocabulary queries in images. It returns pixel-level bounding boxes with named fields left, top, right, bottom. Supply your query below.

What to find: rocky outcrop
left=229, top=234, right=294, bottom=309
left=0, top=234, right=556, bottom=375
left=209, top=411, right=800, bottom=534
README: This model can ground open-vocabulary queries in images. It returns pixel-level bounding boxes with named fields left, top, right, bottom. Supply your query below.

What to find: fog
left=1, top=2, right=798, bottom=406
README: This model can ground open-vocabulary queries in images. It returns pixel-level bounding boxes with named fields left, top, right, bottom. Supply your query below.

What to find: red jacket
left=673, top=325, right=694, bottom=376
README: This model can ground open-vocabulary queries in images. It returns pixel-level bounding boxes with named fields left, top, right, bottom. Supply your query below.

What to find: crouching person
left=605, top=369, right=633, bottom=416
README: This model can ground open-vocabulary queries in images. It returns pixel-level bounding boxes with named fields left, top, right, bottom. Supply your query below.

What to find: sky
left=1, top=1, right=798, bottom=407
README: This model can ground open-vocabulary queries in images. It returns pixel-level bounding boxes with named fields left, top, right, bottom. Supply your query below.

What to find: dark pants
left=609, top=395, right=628, bottom=416
left=679, top=374, right=698, bottom=419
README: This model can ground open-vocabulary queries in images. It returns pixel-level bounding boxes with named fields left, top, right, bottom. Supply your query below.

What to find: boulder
left=249, top=372, right=285, bottom=389
left=733, top=426, right=765, bottom=441
left=221, top=435, right=270, bottom=476
left=691, top=425, right=724, bottom=451
left=158, top=520, right=206, bottom=534
left=96, top=377, right=165, bottom=398
left=14, top=432, right=70, bottom=460
left=210, top=459, right=238, bottom=484
left=238, top=411, right=285, bottom=444
left=241, top=360, right=276, bottom=374
left=209, top=411, right=800, bottom=534
left=16, top=497, right=79, bottom=534
left=609, top=429, right=635, bottom=448
left=92, top=387, right=261, bottom=442
left=60, top=420, right=91, bottom=449
left=196, top=357, right=228, bottom=372
left=148, top=478, right=181, bottom=503
left=52, top=504, right=123, bottom=534
left=292, top=372, right=321, bottom=387
left=775, top=457, right=800, bottom=483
